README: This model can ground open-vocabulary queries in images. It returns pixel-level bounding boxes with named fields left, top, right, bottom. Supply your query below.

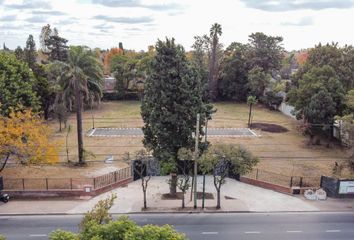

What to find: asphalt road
left=1, top=212, right=354, bottom=240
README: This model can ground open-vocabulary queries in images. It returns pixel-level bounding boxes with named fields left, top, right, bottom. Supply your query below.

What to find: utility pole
left=194, top=114, right=200, bottom=209
left=202, top=116, right=208, bottom=209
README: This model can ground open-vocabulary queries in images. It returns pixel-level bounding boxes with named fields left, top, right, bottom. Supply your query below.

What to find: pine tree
left=141, top=38, right=212, bottom=193
left=24, top=34, right=37, bottom=68
left=45, top=30, right=69, bottom=62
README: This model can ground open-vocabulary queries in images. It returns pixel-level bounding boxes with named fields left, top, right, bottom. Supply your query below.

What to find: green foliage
left=54, top=215, right=186, bottom=240
left=24, top=34, right=37, bottom=68
left=288, top=65, right=345, bottom=124
left=219, top=42, right=249, bottom=101
left=0, top=234, right=6, bottom=240
left=247, top=66, right=271, bottom=99
left=125, top=224, right=186, bottom=240
left=0, top=52, right=40, bottom=116
left=262, top=91, right=283, bottom=110
left=50, top=230, right=79, bottom=240
left=247, top=95, right=258, bottom=105
left=80, top=216, right=137, bottom=240
left=45, top=31, right=69, bottom=62
left=294, top=43, right=354, bottom=91
left=247, top=32, right=284, bottom=73
left=14, top=46, right=24, bottom=61
left=79, top=194, right=117, bottom=231
left=199, top=144, right=258, bottom=208
left=200, top=144, right=259, bottom=177
left=141, top=38, right=212, bottom=170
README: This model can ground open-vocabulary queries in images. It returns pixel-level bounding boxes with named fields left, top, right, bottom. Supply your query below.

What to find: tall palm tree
left=50, top=46, right=103, bottom=164
left=209, top=23, right=222, bottom=100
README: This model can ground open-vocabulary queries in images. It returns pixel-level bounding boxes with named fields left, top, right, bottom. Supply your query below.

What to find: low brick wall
left=4, top=177, right=133, bottom=199
left=240, top=176, right=292, bottom=194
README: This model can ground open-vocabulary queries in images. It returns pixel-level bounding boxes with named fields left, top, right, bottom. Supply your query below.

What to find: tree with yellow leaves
left=0, top=108, right=59, bottom=173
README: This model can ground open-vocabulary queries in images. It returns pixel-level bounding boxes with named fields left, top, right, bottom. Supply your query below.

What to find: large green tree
left=45, top=29, right=69, bottom=62
left=0, top=52, right=40, bottom=116
left=292, top=43, right=354, bottom=91
left=218, top=42, right=249, bottom=101
left=288, top=65, right=345, bottom=143
left=141, top=38, right=212, bottom=192
left=246, top=32, right=284, bottom=73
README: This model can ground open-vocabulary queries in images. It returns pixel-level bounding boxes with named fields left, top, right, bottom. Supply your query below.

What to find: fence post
left=299, top=177, right=303, bottom=188
left=93, top=178, right=96, bottom=189
left=290, top=176, right=293, bottom=187
left=46, top=178, right=49, bottom=190
left=256, top=169, right=259, bottom=180
left=70, top=178, right=73, bottom=190
left=114, top=171, right=117, bottom=182
left=22, top=178, right=25, bottom=190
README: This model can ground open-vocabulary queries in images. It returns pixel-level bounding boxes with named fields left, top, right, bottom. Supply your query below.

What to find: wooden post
left=22, top=178, right=25, bottom=190
left=256, top=169, right=259, bottom=180
left=70, top=178, right=73, bottom=190
left=46, top=178, right=49, bottom=190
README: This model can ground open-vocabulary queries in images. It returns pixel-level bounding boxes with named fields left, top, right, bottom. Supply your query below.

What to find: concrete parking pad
left=88, top=128, right=257, bottom=137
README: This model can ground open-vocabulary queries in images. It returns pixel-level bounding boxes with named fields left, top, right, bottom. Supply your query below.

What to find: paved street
left=89, top=127, right=257, bottom=137
left=1, top=212, right=354, bottom=240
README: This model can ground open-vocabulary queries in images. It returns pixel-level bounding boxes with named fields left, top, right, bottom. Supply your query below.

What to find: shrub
left=80, top=216, right=137, bottom=240
left=0, top=234, right=6, bottom=240
left=125, top=224, right=187, bottom=240
left=50, top=230, right=79, bottom=240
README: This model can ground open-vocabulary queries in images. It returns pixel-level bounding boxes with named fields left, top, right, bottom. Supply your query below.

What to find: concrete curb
left=2, top=210, right=354, bottom=217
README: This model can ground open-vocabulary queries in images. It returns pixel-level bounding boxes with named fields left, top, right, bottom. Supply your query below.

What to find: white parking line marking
left=202, top=232, right=218, bottom=235
left=326, top=230, right=341, bottom=233
left=29, top=234, right=47, bottom=237
left=245, top=231, right=260, bottom=234
left=286, top=230, right=303, bottom=233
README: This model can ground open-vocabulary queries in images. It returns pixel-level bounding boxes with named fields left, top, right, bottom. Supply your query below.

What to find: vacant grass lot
left=2, top=100, right=352, bottom=180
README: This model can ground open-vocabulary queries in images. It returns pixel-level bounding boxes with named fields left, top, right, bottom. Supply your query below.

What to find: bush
left=51, top=195, right=186, bottom=240
left=0, top=234, right=6, bottom=240
left=80, top=217, right=137, bottom=240
left=79, top=194, right=116, bottom=231
left=125, top=224, right=187, bottom=240
left=50, top=230, right=79, bottom=240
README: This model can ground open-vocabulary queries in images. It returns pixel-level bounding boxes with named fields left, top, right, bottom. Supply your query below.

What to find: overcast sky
left=1, top=0, right=354, bottom=51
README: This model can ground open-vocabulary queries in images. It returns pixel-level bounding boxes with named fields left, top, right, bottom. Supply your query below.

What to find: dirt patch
left=251, top=122, right=288, bottom=133
left=161, top=192, right=214, bottom=200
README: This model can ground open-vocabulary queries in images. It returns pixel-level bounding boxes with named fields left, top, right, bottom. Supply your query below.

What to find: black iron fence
left=3, top=167, right=131, bottom=191
left=244, top=169, right=321, bottom=188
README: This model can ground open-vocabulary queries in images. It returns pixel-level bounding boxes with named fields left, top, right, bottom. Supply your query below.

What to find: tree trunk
left=59, top=120, right=62, bottom=132
left=216, top=189, right=221, bottom=209
left=143, top=189, right=147, bottom=209
left=75, top=80, right=84, bottom=165
left=182, top=193, right=185, bottom=208
left=248, top=103, right=252, bottom=128
left=170, top=173, right=177, bottom=195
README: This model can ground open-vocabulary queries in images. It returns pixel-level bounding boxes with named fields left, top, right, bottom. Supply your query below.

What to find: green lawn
left=2, top=100, right=352, bottom=180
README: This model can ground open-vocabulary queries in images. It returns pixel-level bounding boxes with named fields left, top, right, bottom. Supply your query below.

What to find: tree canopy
left=0, top=52, right=40, bottom=116
left=0, top=109, right=59, bottom=173
left=141, top=38, right=212, bottom=172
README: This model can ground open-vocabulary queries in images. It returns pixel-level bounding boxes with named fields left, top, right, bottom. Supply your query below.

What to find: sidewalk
left=0, top=176, right=353, bottom=215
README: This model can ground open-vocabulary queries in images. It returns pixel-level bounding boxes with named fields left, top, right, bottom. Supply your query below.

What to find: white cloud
left=0, top=0, right=354, bottom=52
